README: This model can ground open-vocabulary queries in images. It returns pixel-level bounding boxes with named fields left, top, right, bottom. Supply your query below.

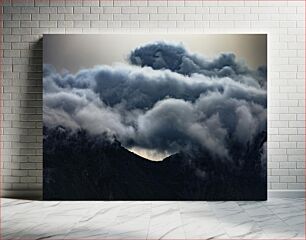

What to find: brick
left=130, top=14, right=149, bottom=21
left=32, top=13, right=50, bottom=20
left=103, top=7, right=121, bottom=14
left=39, top=6, right=57, bottom=13
left=139, top=7, right=157, bottom=13
left=83, top=0, right=99, bottom=6
left=39, top=21, right=57, bottom=28
left=90, top=21, right=107, bottom=28
left=177, top=7, right=196, bottom=14
left=148, top=0, right=167, bottom=6
left=158, top=7, right=176, bottom=14
left=57, top=6, right=73, bottom=14
left=74, top=7, right=90, bottom=14
left=74, top=21, right=90, bottom=28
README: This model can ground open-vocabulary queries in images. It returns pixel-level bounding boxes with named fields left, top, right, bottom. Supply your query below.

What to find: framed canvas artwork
left=43, top=34, right=267, bottom=200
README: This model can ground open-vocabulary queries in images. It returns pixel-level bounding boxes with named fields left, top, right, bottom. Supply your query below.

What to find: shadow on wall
left=4, top=38, right=43, bottom=200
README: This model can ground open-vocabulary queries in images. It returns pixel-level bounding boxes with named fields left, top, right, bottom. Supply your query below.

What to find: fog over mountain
left=43, top=41, right=267, bottom=200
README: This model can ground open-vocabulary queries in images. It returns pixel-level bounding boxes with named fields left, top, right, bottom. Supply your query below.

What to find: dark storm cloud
left=129, top=41, right=267, bottom=88
left=43, top=41, right=267, bottom=159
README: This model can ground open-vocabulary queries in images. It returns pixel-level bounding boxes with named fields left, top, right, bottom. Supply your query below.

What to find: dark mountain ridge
left=43, top=126, right=267, bottom=200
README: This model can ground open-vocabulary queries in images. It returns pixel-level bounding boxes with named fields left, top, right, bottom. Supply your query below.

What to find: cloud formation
left=129, top=41, right=267, bottom=88
left=44, top=41, right=267, bottom=161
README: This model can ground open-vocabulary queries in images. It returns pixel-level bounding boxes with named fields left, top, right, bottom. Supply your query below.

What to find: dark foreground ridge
left=43, top=126, right=267, bottom=200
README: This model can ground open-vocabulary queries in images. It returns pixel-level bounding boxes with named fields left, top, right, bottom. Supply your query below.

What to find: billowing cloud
left=129, top=41, right=267, bottom=88
left=43, top=41, right=267, bottom=161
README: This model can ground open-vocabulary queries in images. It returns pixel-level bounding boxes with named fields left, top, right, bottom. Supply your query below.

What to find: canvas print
left=43, top=34, right=267, bottom=200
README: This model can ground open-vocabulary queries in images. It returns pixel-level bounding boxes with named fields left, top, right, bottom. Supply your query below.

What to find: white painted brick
left=268, top=176, right=279, bottom=183
left=114, top=0, right=130, bottom=6
left=74, top=21, right=90, bottom=28
left=32, top=13, right=50, bottom=20
left=39, top=6, right=57, bottom=13
left=158, top=21, right=176, bottom=28
left=289, top=169, right=304, bottom=176
left=130, top=14, right=149, bottom=21
left=272, top=183, right=287, bottom=189
left=177, top=7, right=196, bottom=14
left=12, top=14, right=31, bottom=20
left=65, top=14, right=83, bottom=21
left=209, top=7, right=224, bottom=13
left=280, top=162, right=296, bottom=169
left=121, top=20, right=139, bottom=28
left=99, top=14, right=113, bottom=20
left=65, top=1, right=82, bottom=7
left=57, top=6, right=73, bottom=14
left=272, top=169, right=289, bottom=176
left=158, top=7, right=176, bottom=14
left=150, top=14, right=167, bottom=21
left=288, top=183, right=304, bottom=189
left=83, top=14, right=99, bottom=21
left=131, top=1, right=147, bottom=7
left=185, top=0, right=202, bottom=7
left=39, top=21, right=57, bottom=28
left=148, top=1, right=167, bottom=7
left=138, top=7, right=157, bottom=13
left=104, top=6, right=121, bottom=13
left=83, top=0, right=99, bottom=6
left=139, top=21, right=158, bottom=28
left=210, top=21, right=234, bottom=28
left=280, top=176, right=296, bottom=183
left=114, top=14, right=130, bottom=21
left=90, top=6, right=104, bottom=13
left=218, top=1, right=243, bottom=6
left=121, top=7, right=138, bottom=14
left=168, top=14, right=184, bottom=21
left=177, top=21, right=195, bottom=28
left=185, top=14, right=202, bottom=21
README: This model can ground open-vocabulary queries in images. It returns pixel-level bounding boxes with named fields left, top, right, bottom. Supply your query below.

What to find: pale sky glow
left=44, top=34, right=267, bottom=74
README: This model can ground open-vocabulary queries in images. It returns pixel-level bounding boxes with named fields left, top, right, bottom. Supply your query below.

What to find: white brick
left=103, top=6, right=120, bottom=14
left=168, top=14, right=184, bottom=21
left=90, top=7, right=104, bottom=13
left=121, top=7, right=138, bottom=14
left=65, top=14, right=83, bottom=20
left=83, top=0, right=99, bottom=6
left=272, top=183, right=287, bottom=189
left=177, top=7, right=196, bottom=14
left=289, top=169, right=304, bottom=176
left=148, top=0, right=167, bottom=7
left=121, top=20, right=139, bottom=28
left=74, top=21, right=90, bottom=28
left=39, top=21, right=57, bottom=28
left=280, top=162, right=296, bottom=169
left=158, top=7, right=176, bottom=14
left=130, top=14, right=149, bottom=21
left=280, top=176, right=296, bottom=183
left=138, top=7, right=157, bottom=13
left=139, top=21, right=158, bottom=28
left=57, top=6, right=73, bottom=14
left=288, top=183, right=304, bottom=189
left=83, top=14, right=99, bottom=21
left=131, top=0, right=147, bottom=7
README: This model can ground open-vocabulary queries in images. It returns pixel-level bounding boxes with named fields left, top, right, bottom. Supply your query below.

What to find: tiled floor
left=2, top=198, right=305, bottom=239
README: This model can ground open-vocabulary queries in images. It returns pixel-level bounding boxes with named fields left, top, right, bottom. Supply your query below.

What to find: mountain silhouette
left=43, top=126, right=267, bottom=200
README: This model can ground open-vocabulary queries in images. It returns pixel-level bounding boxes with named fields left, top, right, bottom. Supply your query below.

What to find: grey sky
left=43, top=34, right=267, bottom=74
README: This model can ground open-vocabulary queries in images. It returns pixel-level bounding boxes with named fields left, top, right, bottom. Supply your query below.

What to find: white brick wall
left=1, top=0, right=305, bottom=197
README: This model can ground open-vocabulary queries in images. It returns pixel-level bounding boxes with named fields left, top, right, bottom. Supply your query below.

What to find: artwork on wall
left=43, top=34, right=267, bottom=200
